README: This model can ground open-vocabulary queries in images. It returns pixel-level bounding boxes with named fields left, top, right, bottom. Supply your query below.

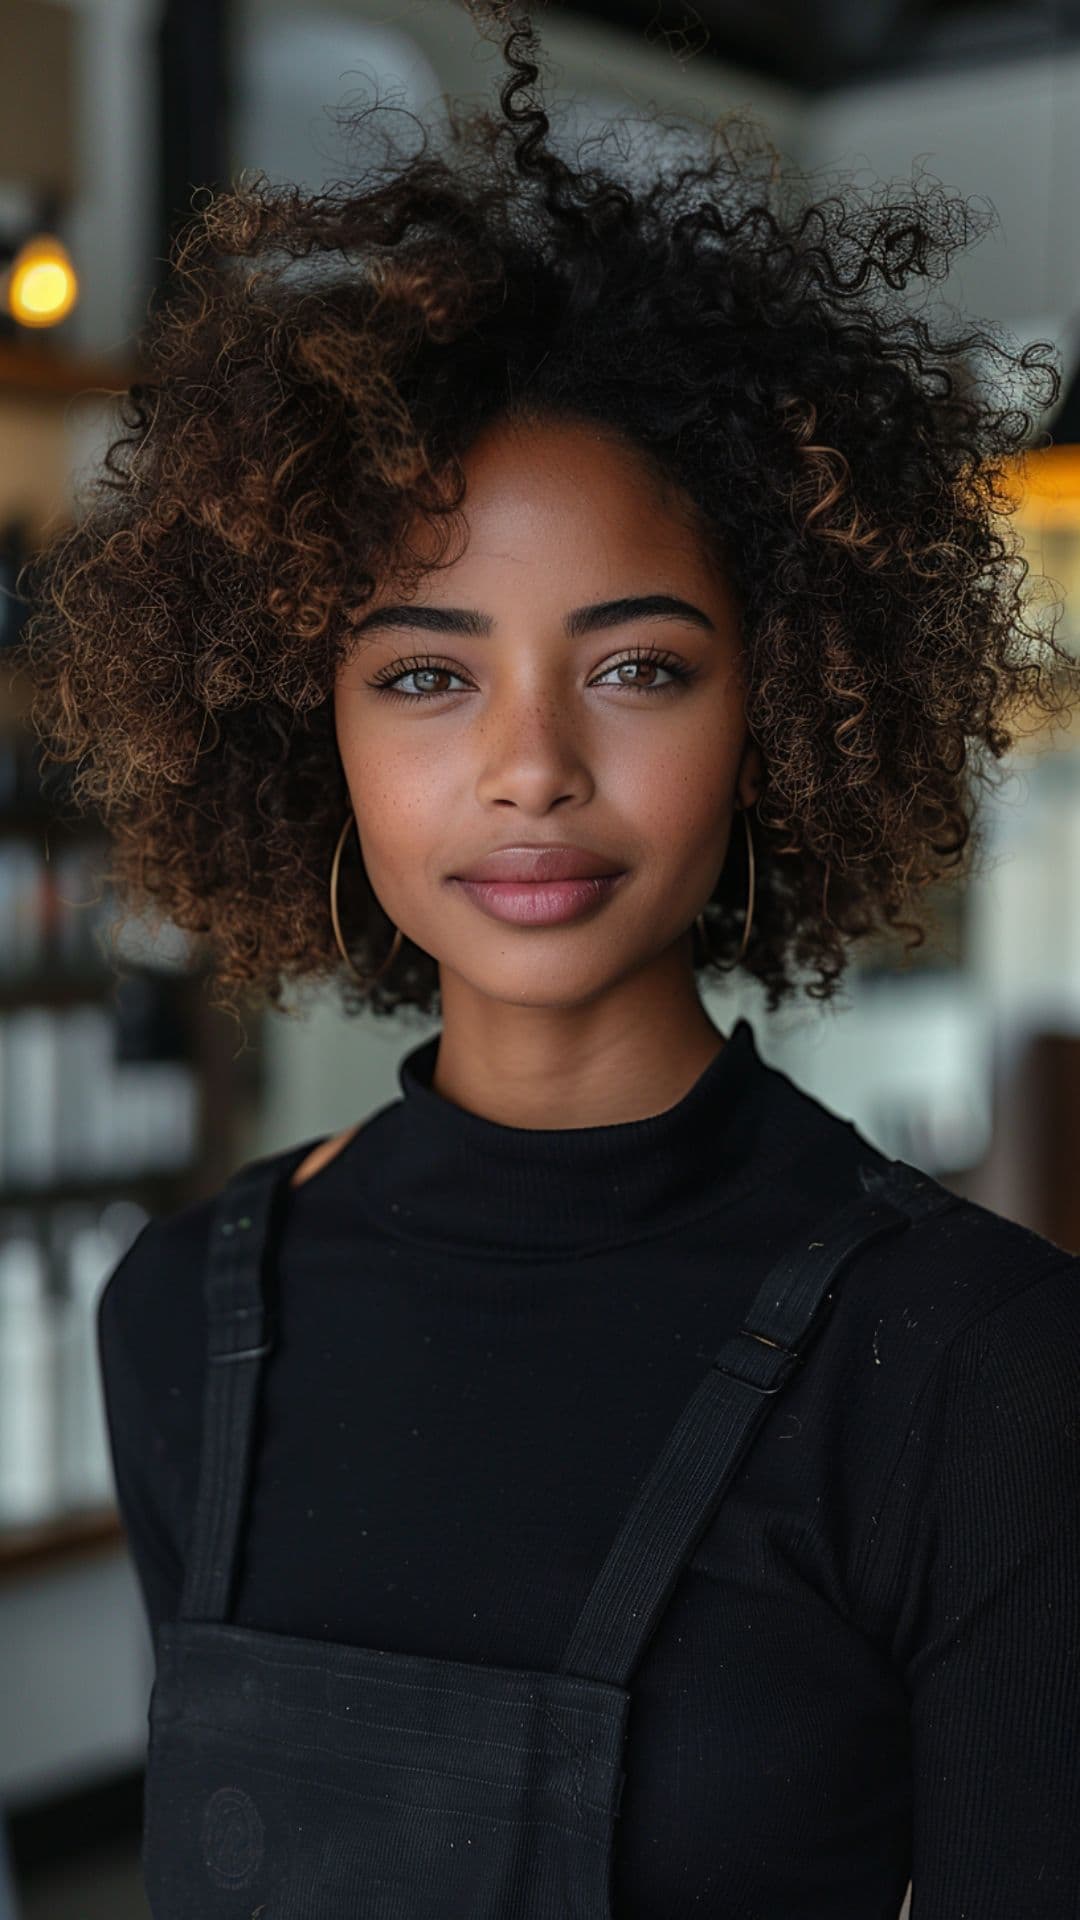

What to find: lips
left=452, top=846, right=625, bottom=883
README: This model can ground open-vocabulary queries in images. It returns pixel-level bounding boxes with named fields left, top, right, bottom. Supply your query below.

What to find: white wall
left=805, top=47, right=1080, bottom=354
left=64, top=0, right=163, bottom=360
left=233, top=0, right=804, bottom=189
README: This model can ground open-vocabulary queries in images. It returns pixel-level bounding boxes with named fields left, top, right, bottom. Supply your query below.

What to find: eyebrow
left=351, top=593, right=717, bottom=641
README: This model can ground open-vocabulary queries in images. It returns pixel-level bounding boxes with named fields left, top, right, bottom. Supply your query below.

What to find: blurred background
left=1, top=0, right=1079, bottom=1914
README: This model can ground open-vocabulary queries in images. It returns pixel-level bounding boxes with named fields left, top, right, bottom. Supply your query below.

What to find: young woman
left=19, top=3, right=1080, bottom=1914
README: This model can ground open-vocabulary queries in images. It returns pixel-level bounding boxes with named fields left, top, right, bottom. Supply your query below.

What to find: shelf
left=0, top=969, right=125, bottom=1010
left=0, top=807, right=100, bottom=835
left=0, top=1504, right=124, bottom=1581
left=0, top=339, right=140, bottom=402
left=0, top=1164, right=197, bottom=1208
left=0, top=958, right=207, bottom=1012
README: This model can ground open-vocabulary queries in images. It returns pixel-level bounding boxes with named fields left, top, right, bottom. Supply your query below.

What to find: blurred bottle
left=0, top=991, right=200, bottom=1192
left=50, top=838, right=109, bottom=972
left=0, top=834, right=113, bottom=983
left=0, top=1212, right=57, bottom=1524
left=0, top=839, right=40, bottom=974
left=2, top=1007, right=62, bottom=1188
left=54, top=1204, right=147, bottom=1510
left=55, top=1003, right=116, bottom=1180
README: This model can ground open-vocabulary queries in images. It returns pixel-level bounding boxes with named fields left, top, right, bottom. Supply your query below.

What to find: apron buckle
left=711, top=1325, right=801, bottom=1394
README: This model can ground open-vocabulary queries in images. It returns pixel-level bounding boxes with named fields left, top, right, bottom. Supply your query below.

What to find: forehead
left=460, top=415, right=689, bottom=524
left=394, top=415, right=727, bottom=595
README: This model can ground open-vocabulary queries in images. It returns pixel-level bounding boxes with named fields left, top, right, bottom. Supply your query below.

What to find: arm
left=97, top=1227, right=187, bottom=1650
left=870, top=1257, right=1080, bottom=1917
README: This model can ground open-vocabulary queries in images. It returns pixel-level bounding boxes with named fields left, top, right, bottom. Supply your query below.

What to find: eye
left=592, top=649, right=696, bottom=695
left=366, top=657, right=470, bottom=701
left=366, top=646, right=698, bottom=702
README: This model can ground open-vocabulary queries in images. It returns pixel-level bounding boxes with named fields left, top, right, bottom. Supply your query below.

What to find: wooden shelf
left=0, top=1164, right=198, bottom=1208
left=0, top=806, right=101, bottom=837
left=0, top=968, right=125, bottom=1010
left=0, top=1504, right=124, bottom=1581
left=0, top=338, right=140, bottom=402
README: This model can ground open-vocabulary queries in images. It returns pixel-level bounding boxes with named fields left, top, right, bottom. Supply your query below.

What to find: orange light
left=1017, top=445, right=1080, bottom=520
left=6, top=233, right=79, bottom=327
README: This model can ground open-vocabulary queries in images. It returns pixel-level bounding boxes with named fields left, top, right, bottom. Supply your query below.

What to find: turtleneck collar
left=329, top=1015, right=800, bottom=1259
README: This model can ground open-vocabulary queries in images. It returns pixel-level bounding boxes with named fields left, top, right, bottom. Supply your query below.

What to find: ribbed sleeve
left=97, top=1220, right=187, bottom=1651
left=861, top=1259, right=1080, bottom=1916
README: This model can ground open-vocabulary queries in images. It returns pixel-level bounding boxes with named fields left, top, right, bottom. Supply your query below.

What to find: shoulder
left=764, top=1051, right=1079, bottom=1322
left=97, top=1190, right=218, bottom=1395
left=752, top=1064, right=1080, bottom=1419
left=860, top=1187, right=1080, bottom=1442
left=288, top=1124, right=364, bottom=1189
left=851, top=1201, right=1080, bottom=1629
left=97, top=1135, right=325, bottom=1379
left=845, top=1168, right=1080, bottom=1357
left=762, top=1084, right=1080, bottom=1572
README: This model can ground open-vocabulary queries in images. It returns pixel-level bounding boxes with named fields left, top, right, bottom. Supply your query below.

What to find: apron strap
left=557, top=1159, right=959, bottom=1688
left=177, top=1140, right=322, bottom=1623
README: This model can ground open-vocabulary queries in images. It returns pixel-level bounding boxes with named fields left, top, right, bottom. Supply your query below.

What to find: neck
left=431, top=951, right=726, bottom=1131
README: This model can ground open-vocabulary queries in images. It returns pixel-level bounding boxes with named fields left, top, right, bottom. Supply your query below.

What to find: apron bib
left=140, top=1140, right=953, bottom=1917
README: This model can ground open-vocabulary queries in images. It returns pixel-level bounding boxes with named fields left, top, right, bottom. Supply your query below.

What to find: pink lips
left=453, top=845, right=624, bottom=884
left=449, top=841, right=628, bottom=924
left=451, top=873, right=627, bottom=926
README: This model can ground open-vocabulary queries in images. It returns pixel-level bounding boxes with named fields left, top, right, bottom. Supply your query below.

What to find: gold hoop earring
left=330, top=812, right=404, bottom=988
left=696, top=803, right=756, bottom=971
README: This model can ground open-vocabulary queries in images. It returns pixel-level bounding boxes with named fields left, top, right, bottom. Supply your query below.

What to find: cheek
left=340, top=736, right=449, bottom=867
left=609, top=721, right=734, bottom=850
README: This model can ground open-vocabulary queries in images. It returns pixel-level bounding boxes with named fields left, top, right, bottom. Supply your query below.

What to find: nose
left=470, top=685, right=593, bottom=809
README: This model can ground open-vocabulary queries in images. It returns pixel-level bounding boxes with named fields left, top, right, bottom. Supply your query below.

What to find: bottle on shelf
left=0, top=1212, right=57, bottom=1525
left=0, top=1200, right=150, bottom=1532
left=53, top=1200, right=149, bottom=1512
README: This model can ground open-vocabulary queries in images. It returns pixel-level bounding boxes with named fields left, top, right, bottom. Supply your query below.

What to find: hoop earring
left=330, top=811, right=404, bottom=988
left=696, top=803, right=756, bottom=972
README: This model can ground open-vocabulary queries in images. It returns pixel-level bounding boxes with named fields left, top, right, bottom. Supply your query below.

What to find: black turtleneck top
left=98, top=1015, right=1080, bottom=1917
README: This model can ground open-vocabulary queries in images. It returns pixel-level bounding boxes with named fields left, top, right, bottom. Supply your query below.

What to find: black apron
left=140, top=1142, right=953, bottom=1918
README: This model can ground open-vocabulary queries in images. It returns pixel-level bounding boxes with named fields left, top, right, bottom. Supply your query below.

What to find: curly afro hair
left=15, top=0, right=1077, bottom=1028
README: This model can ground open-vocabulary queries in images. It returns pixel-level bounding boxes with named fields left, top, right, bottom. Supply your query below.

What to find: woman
left=19, top=3, right=1080, bottom=1914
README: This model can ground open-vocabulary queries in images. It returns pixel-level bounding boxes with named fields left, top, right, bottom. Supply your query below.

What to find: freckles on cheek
left=657, top=771, right=732, bottom=870
left=625, top=735, right=724, bottom=831
left=360, top=754, right=448, bottom=851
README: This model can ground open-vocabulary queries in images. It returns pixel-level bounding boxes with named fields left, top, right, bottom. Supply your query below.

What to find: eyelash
left=365, top=646, right=698, bottom=703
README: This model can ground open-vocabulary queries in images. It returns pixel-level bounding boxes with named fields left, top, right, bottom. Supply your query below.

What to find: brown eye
left=591, top=649, right=696, bottom=694
left=367, top=656, right=468, bottom=701
left=366, top=646, right=698, bottom=702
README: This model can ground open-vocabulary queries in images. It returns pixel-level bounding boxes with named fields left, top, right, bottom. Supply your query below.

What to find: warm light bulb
left=7, top=233, right=79, bottom=327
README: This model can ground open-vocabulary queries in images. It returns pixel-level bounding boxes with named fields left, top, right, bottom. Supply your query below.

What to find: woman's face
left=333, top=414, right=763, bottom=1013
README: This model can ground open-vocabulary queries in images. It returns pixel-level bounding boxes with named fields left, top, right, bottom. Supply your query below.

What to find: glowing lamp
left=6, top=233, right=79, bottom=328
